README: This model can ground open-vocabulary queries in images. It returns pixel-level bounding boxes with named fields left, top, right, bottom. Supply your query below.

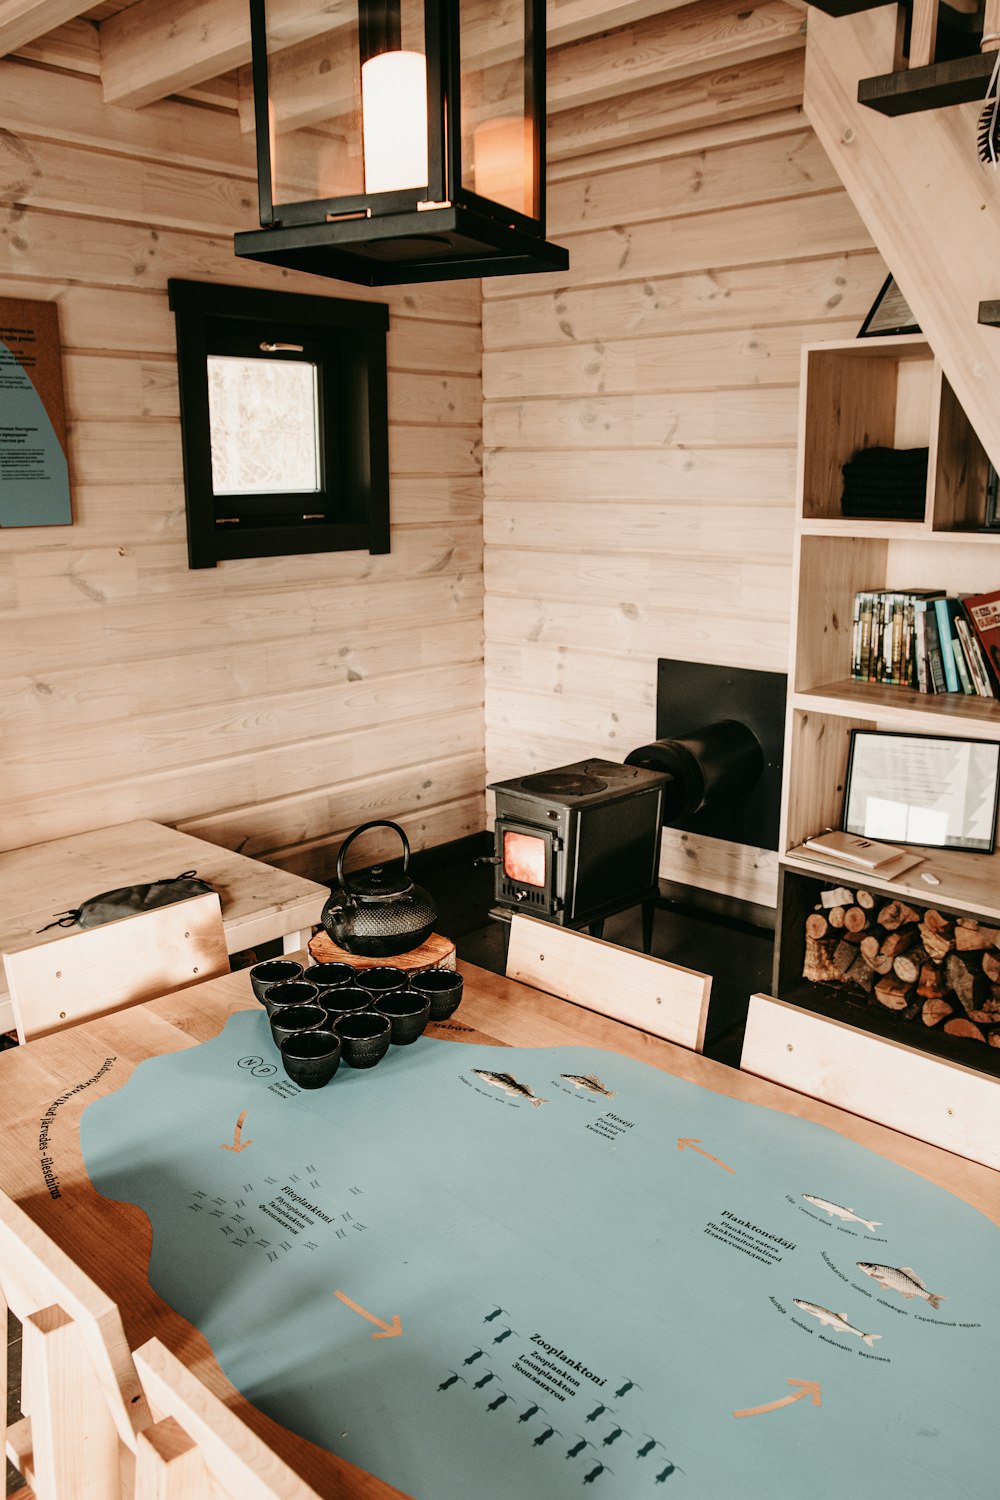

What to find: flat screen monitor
left=842, top=730, right=1000, bottom=854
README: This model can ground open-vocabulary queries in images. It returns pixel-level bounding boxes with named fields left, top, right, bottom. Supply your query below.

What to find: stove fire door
left=494, top=819, right=561, bottom=917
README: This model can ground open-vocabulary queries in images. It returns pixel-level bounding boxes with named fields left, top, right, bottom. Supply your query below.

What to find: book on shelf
left=951, top=625, right=974, bottom=694
left=850, top=590, right=1000, bottom=698
left=851, top=588, right=944, bottom=688
left=962, top=589, right=1000, bottom=696
left=933, top=596, right=962, bottom=693
left=801, top=830, right=910, bottom=870
left=792, top=832, right=925, bottom=881
left=954, top=614, right=993, bottom=697
left=915, top=598, right=948, bottom=694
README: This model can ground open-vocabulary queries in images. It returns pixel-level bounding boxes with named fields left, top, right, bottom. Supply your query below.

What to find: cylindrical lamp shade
left=361, top=50, right=428, bottom=194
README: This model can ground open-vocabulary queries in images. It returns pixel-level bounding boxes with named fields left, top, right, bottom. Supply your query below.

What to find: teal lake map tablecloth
left=80, top=1010, right=1000, bottom=1498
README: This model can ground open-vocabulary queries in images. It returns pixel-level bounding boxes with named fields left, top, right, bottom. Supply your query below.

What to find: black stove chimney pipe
left=625, top=719, right=764, bottom=823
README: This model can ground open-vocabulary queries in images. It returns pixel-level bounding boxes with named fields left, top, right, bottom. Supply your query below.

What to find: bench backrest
left=506, top=913, right=711, bottom=1051
left=134, top=1338, right=326, bottom=1500
left=0, top=1188, right=151, bottom=1498
left=4, top=892, right=229, bottom=1043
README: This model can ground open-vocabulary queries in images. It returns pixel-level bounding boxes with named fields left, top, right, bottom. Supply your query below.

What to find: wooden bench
left=505, top=912, right=712, bottom=1051
left=741, top=993, right=1000, bottom=1170
left=4, top=893, right=229, bottom=1044
left=134, top=1339, right=326, bottom=1500
left=0, top=1189, right=151, bottom=1500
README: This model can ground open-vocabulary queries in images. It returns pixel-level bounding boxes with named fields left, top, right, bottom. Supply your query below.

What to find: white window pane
left=207, top=356, right=321, bottom=495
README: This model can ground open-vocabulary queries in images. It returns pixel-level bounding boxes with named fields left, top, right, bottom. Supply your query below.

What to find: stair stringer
left=804, top=5, right=1000, bottom=473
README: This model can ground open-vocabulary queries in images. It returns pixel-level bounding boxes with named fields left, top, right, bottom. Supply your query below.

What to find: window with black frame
left=168, top=279, right=389, bottom=568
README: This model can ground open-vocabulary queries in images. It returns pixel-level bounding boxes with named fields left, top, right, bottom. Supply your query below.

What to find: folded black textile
left=841, top=445, right=928, bottom=519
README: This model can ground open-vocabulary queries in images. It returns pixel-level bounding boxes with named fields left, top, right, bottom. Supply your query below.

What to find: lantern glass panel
left=264, top=0, right=430, bottom=212
left=459, top=0, right=535, bottom=220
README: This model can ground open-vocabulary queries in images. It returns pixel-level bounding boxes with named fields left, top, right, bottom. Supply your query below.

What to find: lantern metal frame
left=235, top=0, right=569, bottom=284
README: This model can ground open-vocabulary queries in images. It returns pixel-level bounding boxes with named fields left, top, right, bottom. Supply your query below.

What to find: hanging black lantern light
left=235, top=0, right=569, bottom=286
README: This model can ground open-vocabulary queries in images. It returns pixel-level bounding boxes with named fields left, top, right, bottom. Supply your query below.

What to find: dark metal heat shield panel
left=655, top=658, right=786, bottom=851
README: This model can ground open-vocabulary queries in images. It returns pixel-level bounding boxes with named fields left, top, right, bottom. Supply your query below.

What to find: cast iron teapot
left=322, top=820, right=437, bottom=958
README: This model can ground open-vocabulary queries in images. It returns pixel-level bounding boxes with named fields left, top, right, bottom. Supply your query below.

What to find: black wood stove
left=487, top=758, right=668, bottom=946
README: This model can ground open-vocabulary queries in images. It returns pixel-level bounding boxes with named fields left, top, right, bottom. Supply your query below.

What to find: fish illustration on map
left=792, top=1299, right=881, bottom=1347
left=857, top=1262, right=946, bottom=1309
left=560, top=1073, right=616, bottom=1098
left=472, top=1069, right=548, bottom=1107
left=802, top=1194, right=881, bottom=1231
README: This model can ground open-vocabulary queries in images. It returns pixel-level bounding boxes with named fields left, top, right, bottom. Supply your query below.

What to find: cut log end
left=943, top=1018, right=986, bottom=1043
left=878, top=900, right=921, bottom=931
left=874, top=976, right=914, bottom=1011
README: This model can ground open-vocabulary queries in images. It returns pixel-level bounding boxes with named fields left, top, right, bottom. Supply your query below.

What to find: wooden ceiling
left=0, top=0, right=807, bottom=123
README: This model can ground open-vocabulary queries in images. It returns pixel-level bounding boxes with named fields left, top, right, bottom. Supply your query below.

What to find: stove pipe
left=625, top=719, right=764, bottom=823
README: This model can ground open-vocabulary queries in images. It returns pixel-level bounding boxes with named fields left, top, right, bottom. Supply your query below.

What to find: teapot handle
left=336, top=820, right=411, bottom=895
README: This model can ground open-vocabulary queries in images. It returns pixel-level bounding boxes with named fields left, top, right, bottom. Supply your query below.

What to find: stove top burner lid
left=520, top=770, right=609, bottom=797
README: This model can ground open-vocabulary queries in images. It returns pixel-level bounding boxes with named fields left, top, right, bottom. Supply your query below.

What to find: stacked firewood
left=803, top=886, right=1000, bottom=1048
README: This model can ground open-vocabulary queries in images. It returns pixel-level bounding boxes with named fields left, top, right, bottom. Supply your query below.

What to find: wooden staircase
left=808, top=0, right=1000, bottom=110
left=803, top=3, right=1000, bottom=471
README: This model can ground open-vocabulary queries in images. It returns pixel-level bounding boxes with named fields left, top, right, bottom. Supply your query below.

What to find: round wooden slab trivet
left=307, top=929, right=456, bottom=972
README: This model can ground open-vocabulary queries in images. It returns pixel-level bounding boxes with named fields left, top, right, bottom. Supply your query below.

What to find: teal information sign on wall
left=0, top=297, right=71, bottom=528
left=81, top=1012, right=1000, bottom=1498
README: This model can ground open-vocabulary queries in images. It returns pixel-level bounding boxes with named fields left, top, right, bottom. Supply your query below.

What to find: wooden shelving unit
left=776, top=335, right=1000, bottom=1074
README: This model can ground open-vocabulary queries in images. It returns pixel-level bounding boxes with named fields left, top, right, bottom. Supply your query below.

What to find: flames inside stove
left=502, top=830, right=546, bottom=887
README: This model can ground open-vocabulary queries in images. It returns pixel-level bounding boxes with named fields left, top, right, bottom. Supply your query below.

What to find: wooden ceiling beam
left=232, top=0, right=805, bottom=142
left=99, top=0, right=354, bottom=110
left=99, top=0, right=701, bottom=112
left=547, top=50, right=805, bottom=160
left=13, top=16, right=98, bottom=73
left=0, top=1, right=92, bottom=57
left=547, top=0, right=806, bottom=112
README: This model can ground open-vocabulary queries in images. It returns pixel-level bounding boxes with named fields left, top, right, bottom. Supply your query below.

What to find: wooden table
left=0, top=820, right=329, bottom=1034
left=1, top=959, right=997, bottom=1496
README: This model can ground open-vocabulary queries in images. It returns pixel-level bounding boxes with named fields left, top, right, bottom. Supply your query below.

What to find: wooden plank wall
left=481, top=57, right=888, bottom=908
left=0, top=52, right=486, bottom=880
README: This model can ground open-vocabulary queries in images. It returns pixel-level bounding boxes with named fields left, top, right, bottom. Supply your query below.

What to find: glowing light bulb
left=361, top=50, right=428, bottom=195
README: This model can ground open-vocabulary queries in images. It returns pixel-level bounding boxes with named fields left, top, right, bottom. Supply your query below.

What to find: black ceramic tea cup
left=409, top=967, right=464, bottom=1020
left=262, top=979, right=321, bottom=1017
left=374, top=989, right=431, bottom=1046
left=356, top=966, right=409, bottom=995
left=279, top=1030, right=342, bottom=1089
left=249, top=958, right=303, bottom=1003
left=269, top=1004, right=328, bottom=1049
left=334, top=1010, right=392, bottom=1069
left=302, top=962, right=356, bottom=991
left=321, top=985, right=375, bottom=1019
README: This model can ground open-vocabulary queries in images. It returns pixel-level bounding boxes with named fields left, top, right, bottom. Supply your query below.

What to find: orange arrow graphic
left=221, top=1109, right=253, bottom=1153
left=733, top=1380, right=822, bottom=1419
left=334, top=1290, right=403, bottom=1340
left=677, top=1137, right=734, bottom=1174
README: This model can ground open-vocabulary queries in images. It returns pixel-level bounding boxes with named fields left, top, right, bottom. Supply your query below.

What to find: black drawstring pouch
left=38, top=871, right=215, bottom=932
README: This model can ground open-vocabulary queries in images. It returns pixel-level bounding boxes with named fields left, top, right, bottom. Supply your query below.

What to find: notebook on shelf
left=794, top=830, right=925, bottom=879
